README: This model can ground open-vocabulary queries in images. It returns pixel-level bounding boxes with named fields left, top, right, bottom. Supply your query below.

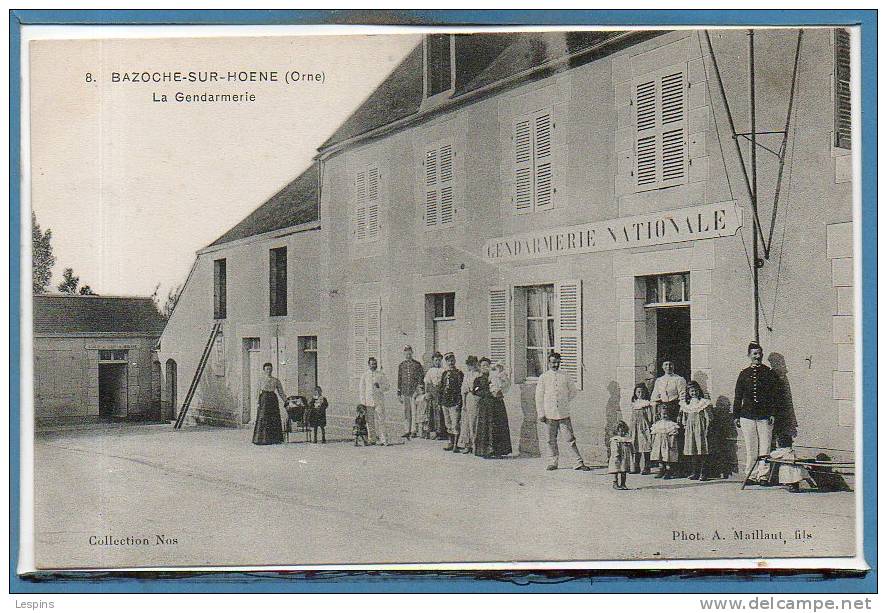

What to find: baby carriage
left=284, top=395, right=310, bottom=443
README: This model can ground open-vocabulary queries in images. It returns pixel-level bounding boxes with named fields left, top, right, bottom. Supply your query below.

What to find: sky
left=28, top=32, right=420, bottom=298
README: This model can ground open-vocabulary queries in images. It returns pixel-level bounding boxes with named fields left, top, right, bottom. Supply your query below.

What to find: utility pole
left=748, top=29, right=761, bottom=343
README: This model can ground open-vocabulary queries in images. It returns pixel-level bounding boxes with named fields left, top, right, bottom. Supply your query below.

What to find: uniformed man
left=733, top=341, right=783, bottom=483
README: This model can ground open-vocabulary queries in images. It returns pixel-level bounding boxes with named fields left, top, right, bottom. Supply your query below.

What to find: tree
left=57, top=268, right=80, bottom=294
left=161, top=285, right=182, bottom=320
left=79, top=285, right=96, bottom=295
left=32, top=211, right=55, bottom=294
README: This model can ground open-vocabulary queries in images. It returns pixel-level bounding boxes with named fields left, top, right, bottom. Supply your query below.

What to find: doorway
left=656, top=307, right=691, bottom=381
left=297, top=336, right=318, bottom=395
left=165, top=359, right=177, bottom=421
left=242, top=338, right=262, bottom=424
left=98, top=363, right=128, bottom=418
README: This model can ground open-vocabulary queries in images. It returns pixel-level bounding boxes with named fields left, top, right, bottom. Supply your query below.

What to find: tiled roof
left=33, top=295, right=167, bottom=335
left=207, top=163, right=319, bottom=248
left=319, top=30, right=646, bottom=150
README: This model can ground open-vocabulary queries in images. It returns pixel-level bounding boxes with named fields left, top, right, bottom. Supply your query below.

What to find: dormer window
left=424, top=34, right=455, bottom=100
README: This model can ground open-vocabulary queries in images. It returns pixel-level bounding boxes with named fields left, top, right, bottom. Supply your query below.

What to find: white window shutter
left=533, top=110, right=554, bottom=210
left=352, top=301, right=368, bottom=378
left=658, top=69, right=687, bottom=188
left=634, top=78, right=659, bottom=190
left=355, top=170, right=368, bottom=241
left=488, top=287, right=510, bottom=368
left=634, top=66, right=687, bottom=191
left=556, top=280, right=583, bottom=390
left=366, top=166, right=380, bottom=239
left=366, top=297, right=382, bottom=366
left=439, top=143, right=455, bottom=225
left=424, top=148, right=439, bottom=227
left=513, top=118, right=533, bottom=213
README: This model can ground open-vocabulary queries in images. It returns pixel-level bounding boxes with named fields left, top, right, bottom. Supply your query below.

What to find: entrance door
left=98, top=363, right=128, bottom=418
left=297, top=336, right=318, bottom=395
left=242, top=338, right=262, bottom=424
left=656, top=306, right=691, bottom=381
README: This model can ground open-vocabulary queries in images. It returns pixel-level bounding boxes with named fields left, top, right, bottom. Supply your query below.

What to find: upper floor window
left=423, top=140, right=455, bottom=227
left=513, top=108, right=554, bottom=214
left=355, top=164, right=381, bottom=242
left=834, top=28, right=851, bottom=150
left=213, top=258, right=227, bottom=320
left=424, top=34, right=454, bottom=98
left=269, top=247, right=287, bottom=316
left=634, top=65, right=688, bottom=191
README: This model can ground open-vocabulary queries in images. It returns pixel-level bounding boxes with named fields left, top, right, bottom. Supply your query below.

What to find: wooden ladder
left=174, top=322, right=222, bottom=429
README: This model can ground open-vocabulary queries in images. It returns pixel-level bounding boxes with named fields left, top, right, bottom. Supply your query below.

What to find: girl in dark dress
left=253, top=363, right=287, bottom=445
left=306, top=385, right=328, bottom=443
left=472, top=357, right=513, bottom=458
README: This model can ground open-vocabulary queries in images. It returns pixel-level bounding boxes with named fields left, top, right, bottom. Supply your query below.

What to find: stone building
left=159, top=29, right=854, bottom=460
left=33, top=294, right=166, bottom=424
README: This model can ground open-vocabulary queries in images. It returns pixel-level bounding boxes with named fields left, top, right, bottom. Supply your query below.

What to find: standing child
left=628, top=383, right=654, bottom=474
left=650, top=403, right=680, bottom=479
left=353, top=405, right=369, bottom=446
left=306, top=385, right=328, bottom=444
left=680, top=380, right=712, bottom=480
left=608, top=421, right=633, bottom=490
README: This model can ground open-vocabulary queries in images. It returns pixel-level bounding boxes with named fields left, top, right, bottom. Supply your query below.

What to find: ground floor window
left=428, top=292, right=457, bottom=356
left=99, top=349, right=128, bottom=362
left=525, top=284, right=555, bottom=378
left=494, top=281, right=582, bottom=388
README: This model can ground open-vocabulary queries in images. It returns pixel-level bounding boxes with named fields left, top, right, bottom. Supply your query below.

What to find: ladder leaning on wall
left=173, top=322, right=223, bottom=430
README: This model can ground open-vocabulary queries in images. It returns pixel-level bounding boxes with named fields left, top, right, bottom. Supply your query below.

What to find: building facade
left=34, top=295, right=166, bottom=424
left=159, top=29, right=854, bottom=460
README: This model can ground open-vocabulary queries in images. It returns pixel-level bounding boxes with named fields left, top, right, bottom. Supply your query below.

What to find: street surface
left=33, top=424, right=856, bottom=569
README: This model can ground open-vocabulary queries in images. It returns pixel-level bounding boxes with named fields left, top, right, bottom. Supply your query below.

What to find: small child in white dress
left=608, top=421, right=633, bottom=490
left=679, top=380, right=712, bottom=480
left=650, top=403, right=680, bottom=479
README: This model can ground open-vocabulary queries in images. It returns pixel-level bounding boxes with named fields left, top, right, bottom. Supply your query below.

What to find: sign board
left=483, top=201, right=742, bottom=263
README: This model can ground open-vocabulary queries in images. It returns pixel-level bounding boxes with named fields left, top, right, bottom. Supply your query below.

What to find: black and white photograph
left=20, top=23, right=862, bottom=573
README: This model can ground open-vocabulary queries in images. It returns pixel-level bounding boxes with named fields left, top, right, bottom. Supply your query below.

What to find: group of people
left=374, top=346, right=513, bottom=458
left=251, top=362, right=329, bottom=445
left=609, top=341, right=790, bottom=491
left=251, top=340, right=796, bottom=491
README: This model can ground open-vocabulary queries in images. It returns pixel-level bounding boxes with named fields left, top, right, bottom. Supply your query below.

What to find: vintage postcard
left=18, top=21, right=866, bottom=575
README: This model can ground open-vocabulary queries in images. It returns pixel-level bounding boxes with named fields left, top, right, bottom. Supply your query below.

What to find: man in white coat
left=359, top=357, right=390, bottom=445
left=535, top=352, right=592, bottom=472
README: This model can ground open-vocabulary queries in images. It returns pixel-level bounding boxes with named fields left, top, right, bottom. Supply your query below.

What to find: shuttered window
left=355, top=165, right=381, bottom=241
left=422, top=141, right=456, bottom=228
left=513, top=108, right=555, bottom=213
left=490, top=282, right=583, bottom=389
left=212, top=330, right=226, bottom=376
left=634, top=66, right=688, bottom=191
left=834, top=28, right=851, bottom=150
left=213, top=258, right=226, bottom=320
left=352, top=298, right=382, bottom=379
left=269, top=247, right=287, bottom=316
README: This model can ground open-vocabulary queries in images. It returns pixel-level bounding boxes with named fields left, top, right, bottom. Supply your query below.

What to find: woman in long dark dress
left=253, top=362, right=287, bottom=445
left=472, top=358, right=512, bottom=458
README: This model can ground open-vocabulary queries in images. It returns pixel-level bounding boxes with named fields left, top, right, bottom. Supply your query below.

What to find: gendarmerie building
left=158, top=29, right=854, bottom=460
